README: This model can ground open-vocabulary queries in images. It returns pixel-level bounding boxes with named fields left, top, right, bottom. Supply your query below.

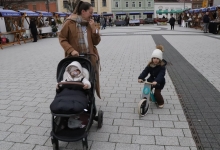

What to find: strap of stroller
left=80, top=77, right=84, bottom=82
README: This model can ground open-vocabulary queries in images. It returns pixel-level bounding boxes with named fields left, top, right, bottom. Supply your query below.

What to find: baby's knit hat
left=151, top=49, right=163, bottom=60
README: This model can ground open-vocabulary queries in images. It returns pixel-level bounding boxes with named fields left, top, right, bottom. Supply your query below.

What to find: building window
left=115, top=2, right=119, bottom=7
left=33, top=5, right=36, bottom=11
left=139, top=2, right=141, bottom=7
left=126, top=2, right=128, bottom=7
left=148, top=2, right=151, bottom=7
left=132, top=2, right=135, bottom=7
left=63, top=0, right=68, bottom=8
left=102, top=0, right=106, bottom=7
left=91, top=0, right=95, bottom=7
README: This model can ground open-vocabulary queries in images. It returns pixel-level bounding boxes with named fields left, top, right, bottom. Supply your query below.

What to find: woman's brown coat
left=59, top=19, right=101, bottom=98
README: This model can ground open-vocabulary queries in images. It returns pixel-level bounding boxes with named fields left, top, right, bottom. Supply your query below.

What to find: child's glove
left=138, top=79, right=144, bottom=83
left=83, top=84, right=90, bottom=89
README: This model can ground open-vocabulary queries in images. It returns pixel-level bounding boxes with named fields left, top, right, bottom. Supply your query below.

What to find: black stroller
left=50, top=54, right=103, bottom=150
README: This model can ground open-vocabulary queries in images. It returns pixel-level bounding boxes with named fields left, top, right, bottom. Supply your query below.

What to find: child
left=58, top=61, right=91, bottom=90
left=138, top=45, right=167, bottom=108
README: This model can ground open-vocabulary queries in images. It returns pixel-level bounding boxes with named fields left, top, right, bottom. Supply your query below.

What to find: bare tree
left=66, top=0, right=81, bottom=13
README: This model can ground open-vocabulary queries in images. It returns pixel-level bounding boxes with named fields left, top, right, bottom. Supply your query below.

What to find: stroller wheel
left=51, top=137, right=59, bottom=150
left=97, top=110, right=103, bottom=128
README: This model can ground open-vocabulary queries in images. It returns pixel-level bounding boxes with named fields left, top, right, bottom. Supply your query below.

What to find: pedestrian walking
left=203, top=12, right=210, bottom=33
left=138, top=45, right=167, bottom=108
left=29, top=18, right=38, bottom=42
left=169, top=14, right=176, bottom=30
left=59, top=0, right=101, bottom=98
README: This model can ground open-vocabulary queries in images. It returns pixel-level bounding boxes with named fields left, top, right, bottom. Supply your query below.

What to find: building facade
left=59, top=0, right=111, bottom=14
left=111, top=0, right=154, bottom=19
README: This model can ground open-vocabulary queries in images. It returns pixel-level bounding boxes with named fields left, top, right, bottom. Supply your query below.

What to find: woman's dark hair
left=77, top=1, right=92, bottom=15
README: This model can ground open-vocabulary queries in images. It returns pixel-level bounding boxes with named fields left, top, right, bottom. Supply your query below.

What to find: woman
left=59, top=1, right=101, bottom=98
left=29, top=18, right=38, bottom=42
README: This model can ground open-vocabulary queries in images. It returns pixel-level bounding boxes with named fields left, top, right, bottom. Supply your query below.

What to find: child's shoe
left=158, top=104, right=164, bottom=108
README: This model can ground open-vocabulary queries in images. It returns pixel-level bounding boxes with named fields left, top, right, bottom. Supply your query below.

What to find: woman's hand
left=89, top=19, right=98, bottom=33
left=138, top=79, right=143, bottom=83
left=152, top=81, right=157, bottom=86
left=71, top=50, right=79, bottom=57
left=83, top=84, right=89, bottom=89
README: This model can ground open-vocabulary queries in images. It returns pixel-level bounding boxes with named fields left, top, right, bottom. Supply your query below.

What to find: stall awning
left=175, top=10, right=183, bottom=13
left=102, top=13, right=113, bottom=16
left=200, top=8, right=207, bottom=12
left=129, top=12, right=141, bottom=15
left=169, top=10, right=177, bottom=13
left=115, top=12, right=127, bottom=15
left=194, top=9, right=200, bottom=13
left=143, top=11, right=154, bottom=14
left=36, top=11, right=53, bottom=17
left=55, top=12, right=67, bottom=17
left=93, top=14, right=100, bottom=17
left=0, top=10, right=21, bottom=17
left=208, top=6, right=217, bottom=11
left=189, top=9, right=194, bottom=13
left=19, top=10, right=39, bottom=17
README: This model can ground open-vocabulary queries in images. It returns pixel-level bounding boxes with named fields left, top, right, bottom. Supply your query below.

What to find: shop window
left=139, top=2, right=141, bottom=7
left=91, top=0, right=95, bottom=7
left=126, top=2, right=128, bottom=7
left=102, top=0, right=106, bottom=7
left=132, top=2, right=135, bottom=7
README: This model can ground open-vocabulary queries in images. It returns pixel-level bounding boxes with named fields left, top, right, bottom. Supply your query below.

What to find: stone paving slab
left=152, top=35, right=220, bottom=150
left=0, top=26, right=204, bottom=150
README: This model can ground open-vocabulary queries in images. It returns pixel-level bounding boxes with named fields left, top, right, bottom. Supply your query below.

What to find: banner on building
left=202, top=0, right=208, bottom=8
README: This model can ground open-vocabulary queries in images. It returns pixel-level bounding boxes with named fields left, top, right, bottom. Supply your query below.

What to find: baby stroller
left=50, top=54, right=103, bottom=150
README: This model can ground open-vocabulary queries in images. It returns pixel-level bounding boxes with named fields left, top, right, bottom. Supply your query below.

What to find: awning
left=115, top=12, right=127, bottom=15
left=143, top=12, right=154, bottom=14
left=169, top=10, right=177, bottom=13
left=175, top=10, right=183, bottom=13
left=36, top=11, right=53, bottom=17
left=55, top=12, right=67, bottom=17
left=156, top=10, right=162, bottom=14
left=189, top=9, right=194, bottom=13
left=194, top=9, right=200, bottom=13
left=93, top=14, right=100, bottom=17
left=103, top=13, right=113, bottom=16
left=129, top=12, right=141, bottom=15
left=208, top=6, right=216, bottom=11
left=201, top=8, right=207, bottom=12
left=0, top=10, right=21, bottom=17
left=19, top=10, right=39, bottom=17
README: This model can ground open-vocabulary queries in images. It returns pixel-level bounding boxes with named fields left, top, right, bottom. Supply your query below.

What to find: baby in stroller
left=50, top=61, right=91, bottom=129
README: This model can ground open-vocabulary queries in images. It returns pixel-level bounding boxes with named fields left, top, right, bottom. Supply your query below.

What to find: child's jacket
left=138, top=59, right=167, bottom=89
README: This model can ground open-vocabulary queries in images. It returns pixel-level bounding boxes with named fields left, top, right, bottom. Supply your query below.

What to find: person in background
left=203, top=12, right=210, bottom=33
left=169, top=14, right=176, bottom=30
left=29, top=18, right=38, bottom=42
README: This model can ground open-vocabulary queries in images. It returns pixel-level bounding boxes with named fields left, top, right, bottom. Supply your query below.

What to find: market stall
left=0, top=9, right=27, bottom=49
left=114, top=12, right=127, bottom=26
left=209, top=6, right=220, bottom=34
left=129, top=12, right=140, bottom=26
left=19, top=10, right=39, bottom=41
left=53, top=12, right=68, bottom=31
left=36, top=11, right=53, bottom=37
left=156, top=10, right=168, bottom=25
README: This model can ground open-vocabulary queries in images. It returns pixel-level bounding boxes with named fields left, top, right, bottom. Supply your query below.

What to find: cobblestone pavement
left=0, top=24, right=219, bottom=150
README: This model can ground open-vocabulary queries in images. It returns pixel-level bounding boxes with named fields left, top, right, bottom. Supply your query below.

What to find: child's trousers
left=154, top=89, right=164, bottom=105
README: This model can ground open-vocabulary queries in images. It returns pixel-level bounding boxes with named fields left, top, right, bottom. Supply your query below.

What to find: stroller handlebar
left=58, top=82, right=84, bottom=87
left=79, top=53, right=99, bottom=61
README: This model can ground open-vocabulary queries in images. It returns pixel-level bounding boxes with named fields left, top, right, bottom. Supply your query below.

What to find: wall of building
left=154, top=2, right=192, bottom=19
left=213, top=0, right=220, bottom=5
left=111, top=0, right=154, bottom=19
left=26, top=1, right=57, bottom=12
